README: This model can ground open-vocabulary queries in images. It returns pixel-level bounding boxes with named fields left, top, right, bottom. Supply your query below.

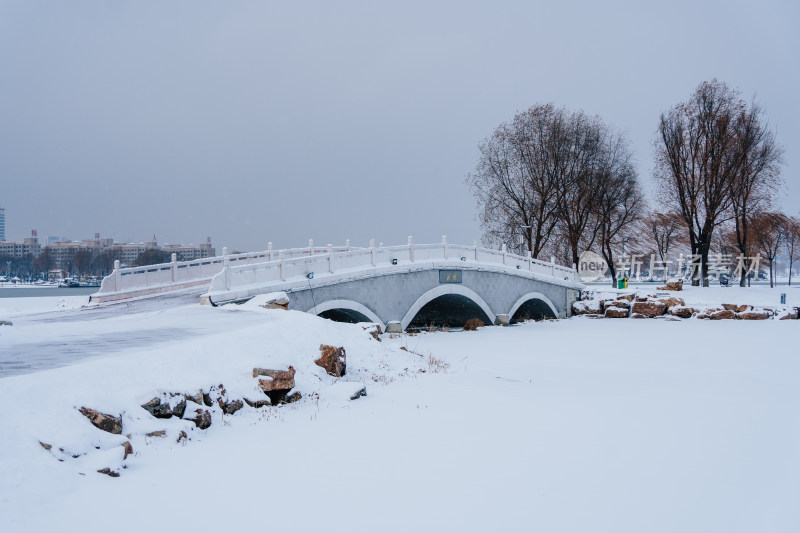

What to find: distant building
left=0, top=231, right=216, bottom=266
left=0, top=230, right=41, bottom=258
left=0, top=207, right=5, bottom=241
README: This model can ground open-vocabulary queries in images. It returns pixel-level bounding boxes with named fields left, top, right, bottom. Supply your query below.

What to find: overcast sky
left=1, top=0, right=797, bottom=251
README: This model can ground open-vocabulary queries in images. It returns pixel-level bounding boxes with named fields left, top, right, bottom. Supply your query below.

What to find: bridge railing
left=207, top=237, right=578, bottom=300
left=92, top=240, right=359, bottom=301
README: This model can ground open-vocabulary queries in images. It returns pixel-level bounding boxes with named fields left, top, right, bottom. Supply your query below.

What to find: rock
left=494, top=314, right=510, bottom=326
left=146, top=430, right=166, bottom=438
left=0, top=320, right=12, bottom=326
left=630, top=313, right=648, bottom=319
left=184, top=391, right=204, bottom=406
left=606, top=299, right=630, bottom=309
left=616, top=293, right=635, bottom=302
left=668, top=306, right=696, bottom=319
left=244, top=397, right=271, bottom=408
left=177, top=431, right=188, bottom=443
left=631, top=301, right=667, bottom=318
left=710, top=309, right=736, bottom=320
left=256, top=366, right=296, bottom=404
left=779, top=308, right=799, bottom=320
left=463, top=318, right=484, bottom=330
left=141, top=397, right=185, bottom=419
left=282, top=391, right=302, bottom=404
left=658, top=297, right=685, bottom=308
left=316, top=345, right=347, bottom=377
left=202, top=391, right=213, bottom=407
left=737, top=311, right=770, bottom=320
left=350, top=386, right=367, bottom=400
left=722, top=303, right=739, bottom=311
left=221, top=399, right=243, bottom=415
left=604, top=307, right=629, bottom=318
left=97, top=468, right=120, bottom=478
left=255, top=366, right=296, bottom=389
left=259, top=291, right=290, bottom=310
left=39, top=441, right=52, bottom=451
left=79, top=407, right=122, bottom=435
left=187, top=409, right=212, bottom=430
left=660, top=280, right=683, bottom=291
left=572, top=300, right=601, bottom=315
left=122, top=441, right=133, bottom=460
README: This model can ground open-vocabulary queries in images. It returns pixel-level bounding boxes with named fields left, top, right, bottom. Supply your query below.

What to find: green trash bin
left=617, top=278, right=625, bottom=289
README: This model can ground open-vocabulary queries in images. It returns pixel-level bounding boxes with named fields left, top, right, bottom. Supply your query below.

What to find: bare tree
left=654, top=80, right=744, bottom=286
left=783, top=216, right=800, bottom=286
left=468, top=105, right=564, bottom=258
left=729, top=101, right=784, bottom=285
left=594, top=136, right=646, bottom=286
left=751, top=211, right=787, bottom=288
left=639, top=211, right=687, bottom=277
left=555, top=111, right=607, bottom=268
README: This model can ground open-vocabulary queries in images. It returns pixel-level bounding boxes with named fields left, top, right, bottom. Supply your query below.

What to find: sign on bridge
left=439, top=270, right=462, bottom=284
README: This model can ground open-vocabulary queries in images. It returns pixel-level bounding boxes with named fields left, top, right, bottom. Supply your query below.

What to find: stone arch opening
left=318, top=308, right=372, bottom=324
left=406, top=294, right=493, bottom=330
left=508, top=292, right=559, bottom=323
left=309, top=300, right=384, bottom=328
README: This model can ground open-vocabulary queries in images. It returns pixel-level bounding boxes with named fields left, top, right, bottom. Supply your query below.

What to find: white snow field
left=0, top=289, right=798, bottom=532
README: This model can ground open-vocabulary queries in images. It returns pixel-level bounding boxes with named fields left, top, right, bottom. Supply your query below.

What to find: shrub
left=463, top=318, right=484, bottom=331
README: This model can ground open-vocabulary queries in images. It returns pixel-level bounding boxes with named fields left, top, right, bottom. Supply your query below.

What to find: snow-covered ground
left=1, top=289, right=798, bottom=532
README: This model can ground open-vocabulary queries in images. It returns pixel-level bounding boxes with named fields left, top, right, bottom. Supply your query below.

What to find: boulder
left=97, top=468, right=120, bottom=478
left=616, top=293, right=635, bottom=302
left=721, top=303, right=747, bottom=312
left=668, top=306, right=696, bottom=319
left=140, top=397, right=185, bottom=419
left=662, top=280, right=683, bottom=291
left=184, top=391, right=204, bottom=406
left=710, top=309, right=736, bottom=320
left=604, top=307, right=629, bottom=318
left=350, top=386, right=367, bottom=400
left=256, top=366, right=297, bottom=404
left=779, top=308, right=799, bottom=320
left=630, top=313, right=648, bottom=319
left=187, top=409, right=212, bottom=430
left=737, top=311, right=770, bottom=320
left=122, top=441, right=133, bottom=460
left=258, top=291, right=290, bottom=310
left=572, top=300, right=602, bottom=315
left=255, top=366, right=296, bottom=390
left=316, top=345, right=347, bottom=377
left=631, top=301, right=667, bottom=318
left=79, top=407, right=122, bottom=435
left=283, top=391, right=302, bottom=404
left=221, top=399, right=243, bottom=415
left=606, top=300, right=630, bottom=309
left=658, top=297, right=685, bottom=308
left=244, top=398, right=271, bottom=409
left=146, top=430, right=166, bottom=438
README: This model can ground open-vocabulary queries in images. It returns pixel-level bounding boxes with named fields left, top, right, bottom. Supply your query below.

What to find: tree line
left=0, top=248, right=172, bottom=280
left=468, top=79, right=795, bottom=287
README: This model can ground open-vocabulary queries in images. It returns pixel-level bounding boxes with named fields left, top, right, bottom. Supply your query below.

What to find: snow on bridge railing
left=91, top=240, right=359, bottom=302
left=207, top=236, right=578, bottom=299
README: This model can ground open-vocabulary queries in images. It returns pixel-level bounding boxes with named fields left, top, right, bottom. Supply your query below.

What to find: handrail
left=93, top=237, right=578, bottom=302
left=206, top=237, right=580, bottom=303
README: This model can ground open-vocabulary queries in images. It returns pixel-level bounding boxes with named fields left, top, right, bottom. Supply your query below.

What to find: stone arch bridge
left=204, top=238, right=583, bottom=331
left=92, top=238, right=583, bottom=331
